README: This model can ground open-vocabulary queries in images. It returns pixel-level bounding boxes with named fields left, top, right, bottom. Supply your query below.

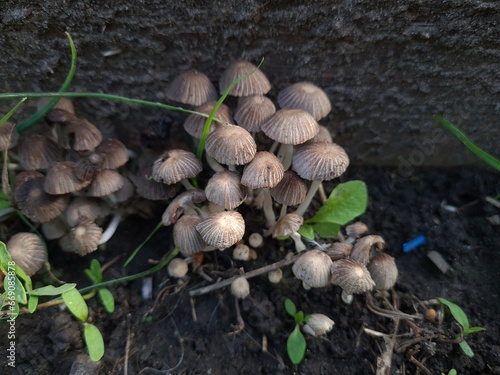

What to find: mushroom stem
left=269, top=140, right=279, bottom=154
left=206, top=154, right=225, bottom=173
left=277, top=143, right=293, bottom=170
left=291, top=232, right=306, bottom=252
left=263, top=188, right=276, bottom=229
left=0, top=207, right=16, bottom=221
left=181, top=179, right=196, bottom=191
left=278, top=204, right=288, bottom=220
left=294, top=179, right=322, bottom=216
left=99, top=212, right=123, bottom=245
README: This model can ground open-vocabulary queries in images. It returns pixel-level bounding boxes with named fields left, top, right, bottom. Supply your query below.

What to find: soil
left=1, top=167, right=499, bottom=375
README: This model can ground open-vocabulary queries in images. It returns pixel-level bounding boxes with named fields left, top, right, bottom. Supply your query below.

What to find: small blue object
left=403, top=235, right=426, bottom=253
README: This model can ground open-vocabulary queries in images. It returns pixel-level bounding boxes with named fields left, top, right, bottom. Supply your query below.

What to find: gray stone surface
left=1, top=0, right=499, bottom=167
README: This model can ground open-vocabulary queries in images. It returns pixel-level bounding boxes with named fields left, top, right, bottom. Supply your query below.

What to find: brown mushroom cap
left=367, top=252, right=398, bottom=290
left=7, top=233, right=47, bottom=276
left=19, top=134, right=61, bottom=170
left=162, top=189, right=206, bottom=226
left=44, top=161, right=91, bottom=195
left=234, top=95, right=276, bottom=132
left=59, top=219, right=103, bottom=255
left=184, top=102, right=233, bottom=139
left=74, top=153, right=102, bottom=181
left=292, top=142, right=349, bottom=181
left=205, top=124, right=257, bottom=166
left=96, top=139, right=129, bottom=169
left=38, top=97, right=75, bottom=115
left=327, top=242, right=353, bottom=261
left=133, top=167, right=180, bottom=200
left=241, top=151, right=284, bottom=189
left=277, top=82, right=332, bottom=121
left=14, top=171, right=70, bottom=224
left=87, top=169, right=125, bottom=197
left=0, top=121, right=19, bottom=151
left=173, top=214, right=207, bottom=256
left=345, top=222, right=369, bottom=239
left=270, top=170, right=307, bottom=206
left=292, top=249, right=333, bottom=288
left=261, top=109, right=319, bottom=145
left=350, top=235, right=386, bottom=265
left=205, top=170, right=247, bottom=210
left=330, top=258, right=375, bottom=294
left=219, top=60, right=271, bottom=97
left=166, top=69, right=218, bottom=106
left=152, top=149, right=202, bottom=185
left=66, top=197, right=110, bottom=227
left=62, top=119, right=103, bottom=151
left=273, top=213, right=304, bottom=238
left=196, top=210, right=245, bottom=250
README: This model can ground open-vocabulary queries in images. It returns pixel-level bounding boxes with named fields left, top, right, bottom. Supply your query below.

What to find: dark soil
left=1, top=167, right=499, bottom=375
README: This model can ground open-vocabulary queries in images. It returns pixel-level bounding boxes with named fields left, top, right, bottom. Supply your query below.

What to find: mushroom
left=196, top=210, right=245, bottom=250
left=270, top=170, right=308, bottom=219
left=345, top=222, right=369, bottom=243
left=162, top=189, right=206, bottom=226
left=62, top=118, right=103, bottom=152
left=74, top=153, right=102, bottom=181
left=173, top=214, right=208, bottom=256
left=205, top=170, right=247, bottom=210
left=19, top=134, right=61, bottom=170
left=184, top=102, right=233, bottom=140
left=44, top=161, right=92, bottom=195
left=230, top=276, right=251, bottom=334
left=87, top=169, right=125, bottom=197
left=167, top=258, right=189, bottom=278
left=277, top=82, right=332, bottom=121
left=273, top=213, right=306, bottom=252
left=234, top=94, right=276, bottom=133
left=0, top=121, right=19, bottom=151
left=268, top=268, right=283, bottom=284
left=330, top=258, right=375, bottom=295
left=95, top=139, right=129, bottom=169
left=6, top=233, right=47, bottom=276
left=350, top=235, right=386, bottom=266
left=65, top=197, right=110, bottom=227
left=367, top=252, right=398, bottom=291
left=302, top=313, right=335, bottom=337
left=166, top=69, right=218, bottom=106
left=133, top=167, right=180, bottom=201
left=152, top=149, right=202, bottom=190
left=219, top=60, right=271, bottom=97
left=327, top=242, right=353, bottom=260
left=59, top=219, right=103, bottom=255
left=248, top=232, right=263, bottom=248
left=292, top=249, right=333, bottom=289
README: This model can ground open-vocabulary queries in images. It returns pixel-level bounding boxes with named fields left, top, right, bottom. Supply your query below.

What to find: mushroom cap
left=327, top=242, right=353, bottom=261
left=330, top=258, right=375, bottom=294
left=205, top=124, right=257, bottom=166
left=196, top=210, right=245, bottom=250
left=184, top=102, right=233, bottom=139
left=152, top=149, right=202, bottom=185
left=74, top=153, right=102, bottom=181
left=41, top=217, right=68, bottom=240
left=166, top=69, right=218, bottom=106
left=14, top=171, right=69, bottom=223
left=19, top=134, right=61, bottom=170
left=233, top=243, right=251, bottom=261
left=241, top=151, right=285, bottom=189
left=112, top=175, right=135, bottom=203
left=205, top=170, right=247, bottom=210
left=292, top=142, right=349, bottom=181
left=45, top=108, right=77, bottom=124
left=350, top=235, right=386, bottom=265
left=133, top=167, right=180, bottom=200
left=62, top=119, right=103, bottom=151
left=0, top=121, right=19, bottom=151
left=270, top=170, right=307, bottom=206
left=234, top=95, right=276, bottom=132
left=38, top=97, right=75, bottom=115
left=273, top=213, right=304, bottom=238
left=87, top=169, right=125, bottom=197
left=219, top=60, right=271, bottom=96
left=292, top=249, right=333, bottom=288
left=303, top=313, right=335, bottom=337
left=96, top=139, right=129, bottom=169
left=307, top=125, right=333, bottom=144
left=7, top=233, right=47, bottom=276
left=66, top=197, right=110, bottom=227
left=167, top=258, right=189, bottom=278
left=277, top=82, right=332, bottom=121
left=162, top=189, right=206, bottom=226
left=367, top=252, right=398, bottom=290
left=59, top=219, right=103, bottom=256
left=230, top=276, right=250, bottom=299
left=345, top=222, right=369, bottom=239
left=44, top=161, right=91, bottom=195
left=261, top=109, right=319, bottom=145
left=173, top=214, right=207, bottom=256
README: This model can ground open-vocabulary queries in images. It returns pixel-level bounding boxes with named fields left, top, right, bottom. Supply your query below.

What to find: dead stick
left=189, top=254, right=301, bottom=297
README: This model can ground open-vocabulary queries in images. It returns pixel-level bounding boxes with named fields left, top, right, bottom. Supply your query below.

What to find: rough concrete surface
left=1, top=0, right=499, bottom=167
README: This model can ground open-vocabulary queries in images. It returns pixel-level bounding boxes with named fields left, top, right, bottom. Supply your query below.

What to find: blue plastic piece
left=403, top=235, right=426, bottom=253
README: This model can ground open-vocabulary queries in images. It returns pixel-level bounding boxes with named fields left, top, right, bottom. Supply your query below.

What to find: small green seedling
left=441, top=369, right=457, bottom=375
left=299, top=180, right=368, bottom=239
left=284, top=298, right=308, bottom=365
left=438, top=297, right=486, bottom=358
left=84, top=259, right=115, bottom=314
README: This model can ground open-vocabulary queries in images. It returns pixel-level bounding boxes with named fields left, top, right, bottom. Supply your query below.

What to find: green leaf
left=435, top=115, right=500, bottom=172
left=97, top=288, right=115, bottom=314
left=62, top=288, right=88, bottom=322
left=311, top=222, right=340, bottom=238
left=29, top=283, right=77, bottom=296
left=0, top=200, right=12, bottom=210
left=0, top=241, right=12, bottom=272
left=28, top=295, right=38, bottom=313
left=84, top=323, right=105, bottom=361
left=14, top=264, right=32, bottom=292
left=464, top=326, right=486, bottom=335
left=287, top=324, right=307, bottom=365
left=295, top=310, right=305, bottom=324
left=458, top=339, right=474, bottom=358
left=298, top=224, right=314, bottom=240
left=437, top=297, right=469, bottom=330
left=305, top=180, right=368, bottom=225
left=284, top=298, right=297, bottom=317
left=0, top=97, right=27, bottom=127
left=448, top=369, right=457, bottom=375
left=13, top=276, right=27, bottom=305
left=85, top=259, right=102, bottom=284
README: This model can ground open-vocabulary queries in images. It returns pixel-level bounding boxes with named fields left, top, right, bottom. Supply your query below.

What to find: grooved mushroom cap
left=0, top=121, right=19, bottom=151
left=273, top=213, right=304, bottom=238
left=166, top=69, right=218, bottom=106
left=241, top=151, right=285, bottom=189
left=292, top=142, right=349, bottom=181
left=367, top=252, right=398, bottom=291
left=196, top=210, right=245, bottom=250
left=205, top=170, right=247, bottom=210
left=87, top=169, right=125, bottom=197
left=302, top=313, right=335, bottom=337
left=66, top=197, right=110, bottom=227
left=45, top=108, right=77, bottom=124
left=261, top=109, right=319, bottom=145
left=292, top=249, right=333, bottom=288
left=330, top=258, right=375, bottom=294
left=205, top=124, right=257, bottom=166
left=45, top=161, right=91, bottom=195
left=277, top=82, right=332, bottom=120
left=62, top=119, right=103, bottom=151
left=19, top=134, right=61, bottom=170
left=38, top=97, right=75, bottom=115
left=327, top=242, right=353, bottom=261
left=345, top=222, right=369, bottom=239
left=59, top=219, right=103, bottom=256
left=270, top=170, right=307, bottom=206
left=234, top=95, right=276, bottom=132
left=350, top=235, right=386, bottom=266
left=7, top=233, right=47, bottom=276
left=96, top=139, right=129, bottom=169
left=74, top=153, right=102, bottom=181
left=152, top=149, right=202, bottom=185
left=112, top=176, right=135, bottom=203
left=231, top=276, right=250, bottom=299
left=133, top=167, right=180, bottom=200
left=219, top=60, right=271, bottom=96
left=184, top=102, right=233, bottom=139
left=308, top=125, right=333, bottom=144
left=162, top=189, right=206, bottom=226
left=14, top=171, right=69, bottom=223
left=173, top=215, right=207, bottom=256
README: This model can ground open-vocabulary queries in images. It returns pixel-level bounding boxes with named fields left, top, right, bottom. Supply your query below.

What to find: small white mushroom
left=302, top=313, right=335, bottom=337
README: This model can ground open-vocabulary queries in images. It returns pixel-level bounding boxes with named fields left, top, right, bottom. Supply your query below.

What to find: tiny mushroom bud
left=268, top=268, right=283, bottom=284
left=233, top=243, right=251, bottom=261
left=367, top=252, right=398, bottom=291
left=292, top=249, right=333, bottom=289
left=231, top=276, right=250, bottom=299
left=248, top=232, right=263, bottom=248
left=302, top=313, right=335, bottom=337
left=168, top=258, right=189, bottom=278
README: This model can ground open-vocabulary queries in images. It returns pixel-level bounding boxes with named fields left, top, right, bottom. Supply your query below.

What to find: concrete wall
left=1, top=0, right=499, bottom=168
